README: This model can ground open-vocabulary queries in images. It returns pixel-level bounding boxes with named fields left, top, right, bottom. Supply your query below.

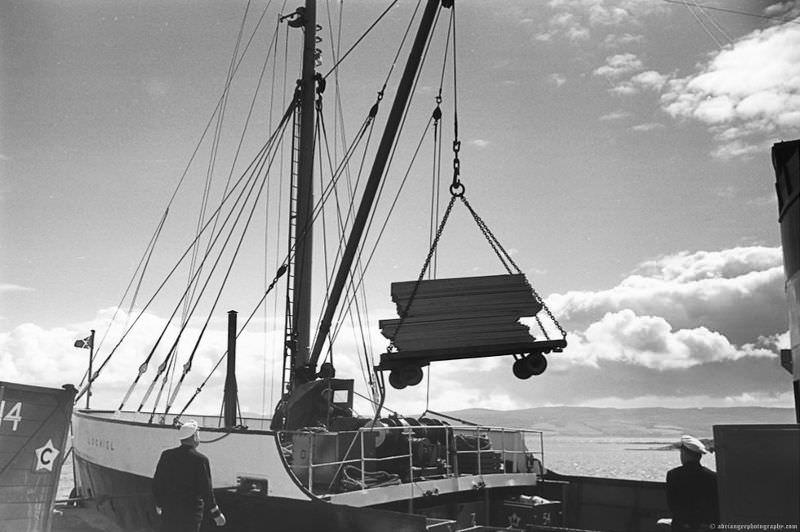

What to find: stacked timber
left=380, top=274, right=542, bottom=352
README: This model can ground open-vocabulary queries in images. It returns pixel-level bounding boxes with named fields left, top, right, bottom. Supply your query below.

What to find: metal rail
left=282, top=424, right=545, bottom=496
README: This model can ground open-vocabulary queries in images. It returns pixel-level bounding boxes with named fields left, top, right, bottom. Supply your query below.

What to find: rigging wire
left=77, top=100, right=298, bottom=405
left=161, top=135, right=280, bottom=419
left=322, top=0, right=403, bottom=79
left=168, top=0, right=256, bottom=408
left=325, top=6, right=443, bottom=349
left=329, top=114, right=435, bottom=345
left=428, top=7, right=452, bottom=279
left=683, top=1, right=725, bottom=48
left=322, top=4, right=446, bottom=362
left=268, top=14, right=293, bottom=414
left=123, top=135, right=275, bottom=413
left=151, top=21, right=280, bottom=415
left=77, top=208, right=169, bottom=388
left=262, top=20, right=278, bottom=418
left=177, top=114, right=384, bottom=417
left=690, top=0, right=733, bottom=44
left=78, top=2, right=285, bottom=404
left=315, top=104, right=376, bottom=400
left=661, top=0, right=800, bottom=25
left=322, top=0, right=377, bottom=403
left=177, top=262, right=287, bottom=420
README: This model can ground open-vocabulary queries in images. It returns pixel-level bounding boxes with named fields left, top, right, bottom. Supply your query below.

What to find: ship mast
left=288, top=0, right=443, bottom=394
left=290, top=0, right=317, bottom=389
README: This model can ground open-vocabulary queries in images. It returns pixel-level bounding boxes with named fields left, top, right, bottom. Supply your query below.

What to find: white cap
left=681, top=434, right=708, bottom=454
left=178, top=420, right=199, bottom=441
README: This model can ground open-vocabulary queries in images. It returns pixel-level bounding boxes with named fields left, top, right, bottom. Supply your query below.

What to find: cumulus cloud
left=593, top=53, right=643, bottom=78
left=1, top=246, right=791, bottom=412
left=631, top=70, right=667, bottom=91
left=764, top=2, right=800, bottom=21
left=0, top=308, right=293, bottom=415
left=547, top=246, right=786, bottom=345
left=535, top=0, right=667, bottom=42
left=660, top=21, right=800, bottom=158
left=558, top=309, right=774, bottom=370
left=606, top=69, right=669, bottom=96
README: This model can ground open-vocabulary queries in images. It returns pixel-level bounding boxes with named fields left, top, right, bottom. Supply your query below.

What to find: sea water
left=534, top=435, right=715, bottom=481
left=57, top=435, right=713, bottom=498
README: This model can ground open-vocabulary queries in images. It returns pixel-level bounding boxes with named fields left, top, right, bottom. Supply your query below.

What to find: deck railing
left=282, top=424, right=545, bottom=496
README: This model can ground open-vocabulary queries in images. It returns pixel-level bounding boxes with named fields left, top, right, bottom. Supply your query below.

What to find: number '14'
left=0, top=400, right=23, bottom=431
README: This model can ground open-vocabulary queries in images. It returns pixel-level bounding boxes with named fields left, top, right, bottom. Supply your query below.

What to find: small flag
left=74, top=336, right=92, bottom=349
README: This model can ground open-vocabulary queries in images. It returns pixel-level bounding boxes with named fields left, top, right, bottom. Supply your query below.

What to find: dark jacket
left=666, top=461, right=719, bottom=531
left=153, top=444, right=218, bottom=528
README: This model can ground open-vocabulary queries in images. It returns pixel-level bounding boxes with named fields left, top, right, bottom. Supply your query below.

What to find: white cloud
left=547, top=73, right=567, bottom=87
left=631, top=70, right=666, bottom=91
left=722, top=391, right=796, bottom=406
left=593, top=53, right=642, bottom=78
left=470, top=139, right=490, bottom=148
left=604, top=32, right=644, bottom=48
left=536, top=0, right=668, bottom=42
left=0, top=283, right=33, bottom=293
left=1, top=246, right=790, bottom=413
left=579, top=391, right=795, bottom=408
left=547, top=246, right=786, bottom=345
left=764, top=2, right=800, bottom=21
left=556, top=309, right=773, bottom=370
left=608, top=69, right=668, bottom=95
left=599, top=110, right=632, bottom=120
left=0, top=308, right=293, bottom=416
left=631, top=122, right=663, bottom=132
left=661, top=21, right=800, bottom=157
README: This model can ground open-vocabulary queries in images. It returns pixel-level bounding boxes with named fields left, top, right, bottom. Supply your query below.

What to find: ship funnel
left=224, top=310, right=238, bottom=428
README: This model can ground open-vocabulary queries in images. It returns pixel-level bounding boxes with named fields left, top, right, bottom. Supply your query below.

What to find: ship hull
left=72, top=452, right=431, bottom=532
left=72, top=410, right=551, bottom=531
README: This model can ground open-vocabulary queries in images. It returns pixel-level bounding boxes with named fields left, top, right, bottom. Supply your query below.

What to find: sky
left=2, top=0, right=800, bottom=418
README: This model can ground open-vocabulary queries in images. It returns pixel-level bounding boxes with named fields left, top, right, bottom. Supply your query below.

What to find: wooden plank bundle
left=380, top=274, right=542, bottom=353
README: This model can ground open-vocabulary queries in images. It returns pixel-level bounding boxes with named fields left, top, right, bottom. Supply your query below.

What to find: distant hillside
left=442, top=406, right=796, bottom=438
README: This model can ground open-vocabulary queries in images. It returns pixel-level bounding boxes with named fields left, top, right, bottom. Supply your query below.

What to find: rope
left=322, top=0, right=404, bottom=80
left=340, top=465, right=401, bottom=491
left=77, top=207, right=168, bottom=389
left=315, top=107, right=376, bottom=402
left=162, top=120, right=285, bottom=418
left=117, top=130, right=280, bottom=411
left=660, top=0, right=800, bottom=25
left=143, top=19, right=273, bottom=414
left=77, top=99, right=297, bottom=405
left=175, top=263, right=287, bottom=420
left=77, top=1, right=284, bottom=404
left=326, top=10, right=445, bottom=347
left=328, top=114, right=436, bottom=347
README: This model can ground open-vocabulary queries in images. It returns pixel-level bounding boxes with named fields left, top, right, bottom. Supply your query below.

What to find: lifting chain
left=450, top=137, right=463, bottom=197
left=387, top=195, right=458, bottom=352
left=460, top=195, right=567, bottom=341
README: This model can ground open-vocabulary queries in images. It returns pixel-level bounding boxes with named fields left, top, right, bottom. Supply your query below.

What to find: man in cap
left=153, top=420, right=226, bottom=531
left=665, top=434, right=719, bottom=531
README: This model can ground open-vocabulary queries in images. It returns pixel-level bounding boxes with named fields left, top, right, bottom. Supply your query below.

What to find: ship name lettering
left=0, top=400, right=23, bottom=432
left=87, top=436, right=115, bottom=451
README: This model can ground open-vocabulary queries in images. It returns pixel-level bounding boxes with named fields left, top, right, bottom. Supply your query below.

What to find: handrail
left=281, top=424, right=545, bottom=496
